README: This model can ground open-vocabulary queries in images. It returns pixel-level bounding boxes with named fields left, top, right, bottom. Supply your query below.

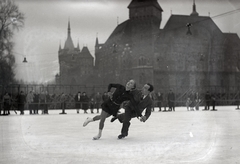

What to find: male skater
left=83, top=79, right=138, bottom=140
left=112, top=83, right=154, bottom=139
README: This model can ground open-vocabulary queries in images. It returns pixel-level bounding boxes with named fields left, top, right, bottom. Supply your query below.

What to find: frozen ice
left=0, top=106, right=240, bottom=164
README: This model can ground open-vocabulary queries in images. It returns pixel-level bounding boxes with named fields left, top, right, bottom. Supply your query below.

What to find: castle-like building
left=56, top=21, right=94, bottom=85
left=57, top=0, right=240, bottom=93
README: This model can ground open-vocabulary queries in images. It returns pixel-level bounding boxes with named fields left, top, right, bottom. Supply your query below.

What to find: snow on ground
left=0, top=106, right=240, bottom=164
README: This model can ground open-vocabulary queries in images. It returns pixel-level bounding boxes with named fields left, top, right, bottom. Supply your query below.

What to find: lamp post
left=121, top=43, right=132, bottom=83
left=22, top=57, right=27, bottom=63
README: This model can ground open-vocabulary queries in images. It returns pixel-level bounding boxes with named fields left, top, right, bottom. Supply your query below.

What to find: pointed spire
left=95, top=34, right=99, bottom=47
left=64, top=19, right=75, bottom=50
left=77, top=39, right=80, bottom=50
left=68, top=18, right=71, bottom=37
left=190, top=0, right=199, bottom=16
left=59, top=40, right=62, bottom=51
left=81, top=46, right=93, bottom=59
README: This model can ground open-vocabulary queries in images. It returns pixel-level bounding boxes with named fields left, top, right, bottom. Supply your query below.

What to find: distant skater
left=186, top=97, right=191, bottom=111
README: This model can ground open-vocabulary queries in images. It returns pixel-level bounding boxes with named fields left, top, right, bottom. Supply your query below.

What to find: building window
left=139, top=56, right=146, bottom=66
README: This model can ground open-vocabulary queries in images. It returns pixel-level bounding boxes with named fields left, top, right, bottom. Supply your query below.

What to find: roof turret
left=190, top=0, right=199, bottom=16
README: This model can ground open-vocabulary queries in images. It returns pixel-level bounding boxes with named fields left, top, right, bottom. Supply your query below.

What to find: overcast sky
left=12, top=0, right=240, bottom=84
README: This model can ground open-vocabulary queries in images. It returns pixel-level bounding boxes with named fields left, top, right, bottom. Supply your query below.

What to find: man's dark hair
left=147, top=83, right=154, bottom=92
left=133, top=81, right=136, bottom=89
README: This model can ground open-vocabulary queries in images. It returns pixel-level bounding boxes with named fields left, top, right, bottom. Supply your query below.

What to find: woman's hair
left=129, top=79, right=136, bottom=89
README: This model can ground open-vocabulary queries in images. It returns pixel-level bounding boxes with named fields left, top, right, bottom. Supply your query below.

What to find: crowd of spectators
left=0, top=89, right=239, bottom=115
left=0, top=90, right=110, bottom=115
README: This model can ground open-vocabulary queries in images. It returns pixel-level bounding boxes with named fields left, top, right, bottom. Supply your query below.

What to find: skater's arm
left=139, top=97, right=153, bottom=122
left=107, top=84, right=122, bottom=92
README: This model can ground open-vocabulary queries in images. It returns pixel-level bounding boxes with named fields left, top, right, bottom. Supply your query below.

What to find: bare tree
left=0, top=0, right=24, bottom=85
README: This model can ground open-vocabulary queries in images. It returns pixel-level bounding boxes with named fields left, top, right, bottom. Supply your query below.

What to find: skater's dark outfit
left=101, top=84, right=136, bottom=117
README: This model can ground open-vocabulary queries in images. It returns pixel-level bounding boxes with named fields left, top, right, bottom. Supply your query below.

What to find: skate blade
left=92, top=137, right=100, bottom=140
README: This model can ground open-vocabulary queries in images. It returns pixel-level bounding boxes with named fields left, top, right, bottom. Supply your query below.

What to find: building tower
left=58, top=20, right=81, bottom=85
left=190, top=0, right=199, bottom=16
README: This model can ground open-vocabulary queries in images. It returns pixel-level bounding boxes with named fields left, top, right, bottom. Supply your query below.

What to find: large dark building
left=57, top=0, right=240, bottom=94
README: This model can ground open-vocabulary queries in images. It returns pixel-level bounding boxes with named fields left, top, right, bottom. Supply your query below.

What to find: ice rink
left=1, top=106, right=240, bottom=164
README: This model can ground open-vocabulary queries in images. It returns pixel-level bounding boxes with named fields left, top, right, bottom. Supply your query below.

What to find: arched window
left=139, top=56, right=147, bottom=66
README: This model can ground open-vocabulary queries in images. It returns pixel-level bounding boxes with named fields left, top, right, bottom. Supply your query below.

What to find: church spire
left=68, top=19, right=71, bottom=37
left=95, top=36, right=99, bottom=47
left=190, top=0, right=199, bottom=16
left=64, top=19, right=75, bottom=50
left=77, top=39, right=80, bottom=50
left=59, top=40, right=61, bottom=51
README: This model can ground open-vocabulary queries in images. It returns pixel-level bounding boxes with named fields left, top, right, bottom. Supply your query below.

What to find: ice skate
left=93, top=134, right=101, bottom=140
left=83, top=117, right=92, bottom=127
left=118, top=134, right=126, bottom=139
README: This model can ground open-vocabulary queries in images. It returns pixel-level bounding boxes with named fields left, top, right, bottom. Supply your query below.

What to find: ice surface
left=0, top=106, right=240, bottom=164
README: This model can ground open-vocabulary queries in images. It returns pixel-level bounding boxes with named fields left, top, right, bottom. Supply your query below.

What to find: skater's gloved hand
left=140, top=116, right=147, bottom=122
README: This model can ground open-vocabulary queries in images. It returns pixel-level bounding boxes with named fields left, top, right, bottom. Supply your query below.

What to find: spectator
left=89, top=97, right=95, bottom=114
left=81, top=92, right=89, bottom=114
left=162, top=93, right=168, bottom=112
left=60, top=92, right=67, bottom=114
left=17, top=91, right=26, bottom=115
left=51, top=94, right=57, bottom=109
left=27, top=91, right=34, bottom=114
left=45, top=91, right=51, bottom=114
left=156, top=91, right=163, bottom=112
left=211, top=94, right=216, bottom=111
left=39, top=90, right=46, bottom=114
left=195, top=92, right=200, bottom=110
left=33, top=91, right=39, bottom=114
left=95, top=92, right=102, bottom=113
left=167, top=89, right=175, bottom=111
left=204, top=91, right=211, bottom=110
left=74, top=92, right=81, bottom=114
left=150, top=92, right=155, bottom=112
left=2, top=92, right=11, bottom=115
left=186, top=97, right=191, bottom=111
left=189, top=91, right=195, bottom=111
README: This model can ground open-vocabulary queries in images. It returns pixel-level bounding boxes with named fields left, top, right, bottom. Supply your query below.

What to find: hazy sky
left=12, top=0, right=240, bottom=84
